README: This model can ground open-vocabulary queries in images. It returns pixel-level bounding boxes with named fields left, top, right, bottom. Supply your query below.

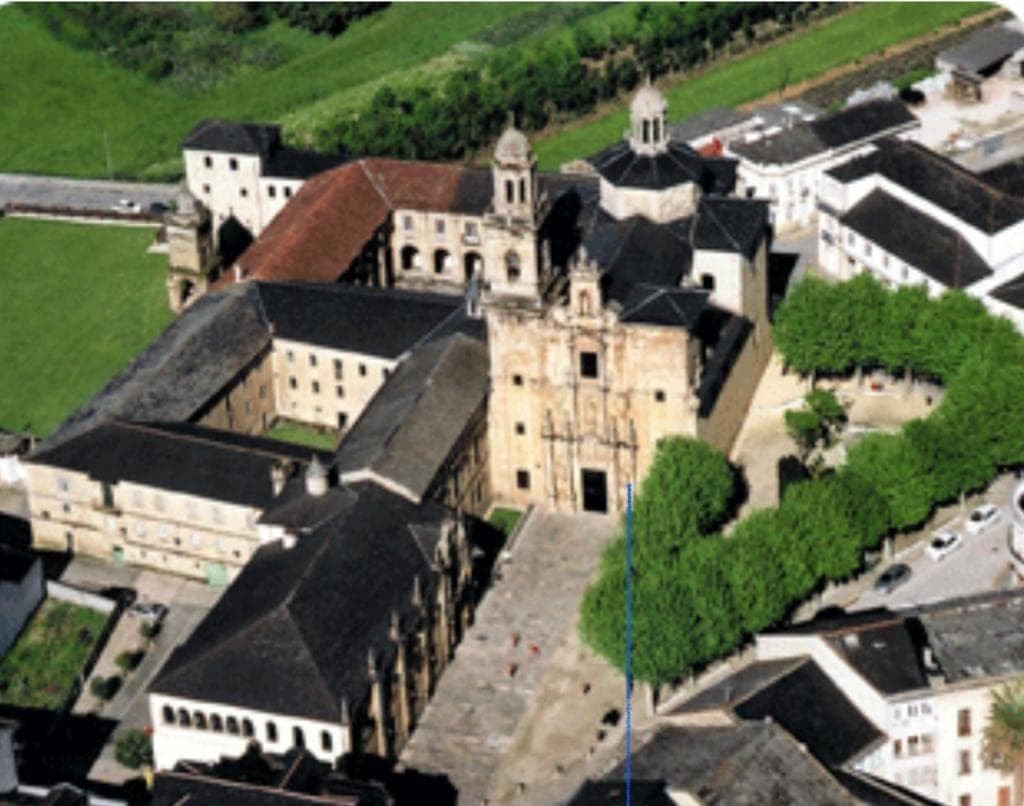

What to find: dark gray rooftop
left=587, top=140, right=731, bottom=192
left=589, top=723, right=855, bottom=805
left=151, top=482, right=448, bottom=721
left=263, top=147, right=349, bottom=180
left=183, top=120, right=281, bottom=156
left=840, top=189, right=991, bottom=288
left=730, top=99, right=916, bottom=165
left=668, top=106, right=749, bottom=144
left=991, top=274, right=1024, bottom=310
left=937, top=22, right=1024, bottom=75
left=336, top=333, right=489, bottom=502
left=669, top=657, right=806, bottom=713
left=39, top=284, right=271, bottom=452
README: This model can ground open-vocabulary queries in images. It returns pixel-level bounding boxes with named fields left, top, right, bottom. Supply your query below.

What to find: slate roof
left=336, top=334, right=488, bottom=502
left=937, top=22, right=1024, bottom=75
left=183, top=120, right=282, bottom=156
left=587, top=139, right=732, bottom=192
left=828, top=137, right=1024, bottom=234
left=840, top=189, right=991, bottom=287
left=669, top=657, right=806, bottom=714
left=39, top=283, right=271, bottom=452
left=693, top=196, right=770, bottom=260
left=256, top=281, right=466, bottom=359
left=668, top=107, right=749, bottom=144
left=733, top=660, right=885, bottom=767
left=729, top=99, right=916, bottom=165
left=151, top=482, right=448, bottom=721
left=991, top=274, right=1024, bottom=310
left=618, top=285, right=710, bottom=329
left=263, top=147, right=349, bottom=180
left=978, top=157, right=1024, bottom=198
left=697, top=314, right=752, bottom=418
left=31, top=421, right=332, bottom=511
left=587, top=723, right=855, bottom=805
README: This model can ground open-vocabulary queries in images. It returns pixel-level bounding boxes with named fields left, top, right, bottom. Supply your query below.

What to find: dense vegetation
left=332, top=2, right=824, bottom=160
left=0, top=219, right=171, bottom=437
left=581, top=274, right=1024, bottom=685
left=28, top=3, right=387, bottom=91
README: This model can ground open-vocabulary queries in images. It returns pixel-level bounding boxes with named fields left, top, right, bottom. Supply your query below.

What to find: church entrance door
left=581, top=469, right=608, bottom=513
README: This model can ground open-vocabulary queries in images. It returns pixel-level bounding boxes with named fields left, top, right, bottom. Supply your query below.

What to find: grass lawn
left=264, top=419, right=341, bottom=452
left=533, top=2, right=988, bottom=169
left=488, top=507, right=524, bottom=536
left=0, top=218, right=171, bottom=437
left=0, top=599, right=108, bottom=709
left=0, top=3, right=617, bottom=180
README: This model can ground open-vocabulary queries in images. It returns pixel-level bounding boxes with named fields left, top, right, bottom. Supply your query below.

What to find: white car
left=965, top=503, right=1000, bottom=535
left=927, top=530, right=964, bottom=561
left=111, top=198, right=142, bottom=214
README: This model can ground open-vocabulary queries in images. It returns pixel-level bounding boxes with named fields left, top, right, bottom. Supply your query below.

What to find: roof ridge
left=698, top=197, right=743, bottom=253
left=118, top=420, right=313, bottom=464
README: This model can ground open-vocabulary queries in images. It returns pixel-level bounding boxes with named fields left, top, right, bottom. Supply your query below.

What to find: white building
left=818, top=137, right=1024, bottom=332
left=672, top=590, right=1024, bottom=806
left=725, top=98, right=920, bottom=232
left=182, top=120, right=347, bottom=243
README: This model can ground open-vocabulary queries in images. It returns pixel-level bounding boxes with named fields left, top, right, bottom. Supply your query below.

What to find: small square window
left=289, top=377, right=297, bottom=390
left=268, top=185, right=277, bottom=198
left=515, top=422, right=525, bottom=435
left=334, top=358, right=343, bottom=379
left=338, top=412, right=348, bottom=429
left=404, top=215, right=414, bottom=231
left=512, top=373, right=523, bottom=386
left=580, top=351, right=598, bottom=379
left=56, top=476, right=69, bottom=493
left=312, top=381, right=320, bottom=394
left=516, top=470, right=530, bottom=490
left=959, top=750, right=971, bottom=775
left=435, top=219, right=446, bottom=235
left=465, top=221, right=477, bottom=237
left=286, top=350, right=295, bottom=362
left=359, top=364, right=367, bottom=377
left=309, top=354, right=317, bottom=367
left=284, top=186, right=292, bottom=198
left=336, top=385, right=344, bottom=398
left=203, top=155, right=213, bottom=168
left=229, top=157, right=239, bottom=171
left=655, top=390, right=666, bottom=402
left=240, top=187, right=248, bottom=198
left=202, top=184, right=211, bottom=195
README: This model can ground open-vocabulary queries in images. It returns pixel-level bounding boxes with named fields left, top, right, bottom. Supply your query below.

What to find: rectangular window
left=338, top=412, right=348, bottom=429
left=268, top=185, right=277, bottom=198
left=309, top=354, right=317, bottom=367
left=289, top=377, right=297, bottom=390
left=958, top=708, right=972, bottom=737
left=959, top=750, right=972, bottom=775
left=359, top=364, right=367, bottom=377
left=512, top=373, right=523, bottom=386
left=580, top=351, right=598, bottom=379
left=435, top=219, right=445, bottom=235
left=204, top=155, right=213, bottom=168
left=240, top=187, right=248, bottom=198
left=921, top=733, right=934, bottom=754
left=229, top=157, right=239, bottom=171
left=286, top=350, right=295, bottom=362
left=336, top=385, right=344, bottom=398
left=893, top=739, right=902, bottom=758
left=334, top=358, right=343, bottom=379
left=404, top=215, right=413, bottom=231
left=56, top=476, right=69, bottom=493
left=465, top=222, right=477, bottom=237
left=284, top=186, right=292, bottom=198
left=516, top=470, right=530, bottom=490
left=655, top=390, right=666, bottom=402
left=908, top=735, right=919, bottom=756
left=515, top=422, right=525, bottom=435
left=312, top=381, right=320, bottom=394
left=202, top=183, right=211, bottom=195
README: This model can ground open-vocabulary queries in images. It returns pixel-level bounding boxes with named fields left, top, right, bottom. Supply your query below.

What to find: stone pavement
left=400, top=510, right=617, bottom=805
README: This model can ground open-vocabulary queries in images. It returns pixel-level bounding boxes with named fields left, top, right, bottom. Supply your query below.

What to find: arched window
left=464, top=252, right=482, bottom=282
left=242, top=718, right=254, bottom=738
left=178, top=708, right=191, bottom=727
left=293, top=726, right=306, bottom=748
left=400, top=245, right=419, bottom=271
left=580, top=291, right=592, bottom=317
left=434, top=249, right=451, bottom=275
left=653, top=119, right=661, bottom=143
left=194, top=711, right=207, bottom=730
left=505, top=180, right=514, bottom=204
left=642, top=119, right=650, bottom=144
left=226, top=716, right=239, bottom=735
left=321, top=730, right=333, bottom=752
left=210, top=714, right=223, bottom=732
left=505, top=251, right=521, bottom=282
left=519, top=178, right=526, bottom=204
left=162, top=706, right=175, bottom=725
left=266, top=721, right=278, bottom=743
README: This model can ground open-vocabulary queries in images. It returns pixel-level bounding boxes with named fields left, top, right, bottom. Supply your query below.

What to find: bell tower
left=492, top=120, right=538, bottom=223
left=629, top=76, right=669, bottom=157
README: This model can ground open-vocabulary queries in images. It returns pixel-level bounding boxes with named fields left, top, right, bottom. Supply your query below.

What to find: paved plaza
left=400, top=510, right=618, bottom=804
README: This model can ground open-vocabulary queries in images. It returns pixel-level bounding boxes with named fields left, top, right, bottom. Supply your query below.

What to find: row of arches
left=398, top=247, right=523, bottom=283
left=161, top=705, right=335, bottom=753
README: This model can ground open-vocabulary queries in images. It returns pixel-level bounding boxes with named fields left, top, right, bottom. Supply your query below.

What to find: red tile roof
left=232, top=158, right=471, bottom=285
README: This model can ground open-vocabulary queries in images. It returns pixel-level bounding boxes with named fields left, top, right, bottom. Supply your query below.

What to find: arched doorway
left=464, top=252, right=482, bottom=282
left=400, top=245, right=420, bottom=271
left=434, top=249, right=452, bottom=275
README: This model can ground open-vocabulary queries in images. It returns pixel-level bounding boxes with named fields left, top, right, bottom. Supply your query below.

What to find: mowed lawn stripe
left=0, top=218, right=171, bottom=437
left=533, top=1, right=988, bottom=170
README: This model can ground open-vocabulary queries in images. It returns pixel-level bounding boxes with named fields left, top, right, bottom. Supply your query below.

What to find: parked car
left=926, top=530, right=964, bottom=562
left=129, top=602, right=168, bottom=622
left=874, top=563, right=912, bottom=594
left=148, top=201, right=169, bottom=216
left=965, top=503, right=1001, bottom=536
left=111, top=198, right=142, bottom=214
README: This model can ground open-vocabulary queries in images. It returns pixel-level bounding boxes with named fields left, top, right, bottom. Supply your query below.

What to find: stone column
left=367, top=648, right=389, bottom=758
left=390, top=611, right=411, bottom=748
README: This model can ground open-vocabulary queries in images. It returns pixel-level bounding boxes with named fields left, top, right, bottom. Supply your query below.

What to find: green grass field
left=0, top=218, right=171, bottom=437
left=488, top=507, right=523, bottom=536
left=265, top=419, right=342, bottom=452
left=0, top=3, right=619, bottom=180
left=0, top=599, right=108, bottom=709
left=533, top=2, right=988, bottom=169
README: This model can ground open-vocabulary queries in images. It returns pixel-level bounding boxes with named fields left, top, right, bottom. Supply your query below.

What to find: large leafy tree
left=773, top=276, right=850, bottom=376
left=983, top=679, right=1024, bottom=806
left=878, top=284, right=929, bottom=379
left=845, top=432, right=935, bottom=532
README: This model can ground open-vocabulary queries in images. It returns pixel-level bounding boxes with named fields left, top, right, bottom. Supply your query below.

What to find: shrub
left=115, top=650, right=144, bottom=672
left=139, top=621, right=161, bottom=640
left=115, top=729, right=153, bottom=769
left=89, top=675, right=121, bottom=700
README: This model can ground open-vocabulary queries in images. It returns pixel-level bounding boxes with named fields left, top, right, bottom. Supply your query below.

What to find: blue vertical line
left=625, top=481, right=633, bottom=806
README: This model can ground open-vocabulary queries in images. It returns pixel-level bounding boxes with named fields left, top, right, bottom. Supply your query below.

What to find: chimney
left=271, top=461, right=287, bottom=496
left=305, top=455, right=328, bottom=497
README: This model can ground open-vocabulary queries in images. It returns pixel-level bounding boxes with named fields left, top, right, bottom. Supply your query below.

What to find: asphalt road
left=851, top=473, right=1020, bottom=612
left=0, top=173, right=177, bottom=212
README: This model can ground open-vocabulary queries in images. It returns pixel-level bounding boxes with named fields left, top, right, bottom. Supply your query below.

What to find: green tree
left=778, top=475, right=863, bottom=582
left=632, top=437, right=734, bottom=561
left=982, top=679, right=1024, bottom=806
left=774, top=277, right=850, bottom=378
left=879, top=284, right=929, bottom=381
left=784, top=408, right=822, bottom=462
left=838, top=272, right=887, bottom=372
left=115, top=729, right=153, bottom=769
left=845, top=432, right=935, bottom=531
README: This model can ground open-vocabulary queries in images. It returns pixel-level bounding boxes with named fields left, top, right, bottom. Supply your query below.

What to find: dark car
left=874, top=563, right=912, bottom=594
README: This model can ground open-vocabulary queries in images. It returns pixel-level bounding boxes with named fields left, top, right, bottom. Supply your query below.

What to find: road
left=0, top=173, right=177, bottom=213
left=847, top=473, right=1020, bottom=613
